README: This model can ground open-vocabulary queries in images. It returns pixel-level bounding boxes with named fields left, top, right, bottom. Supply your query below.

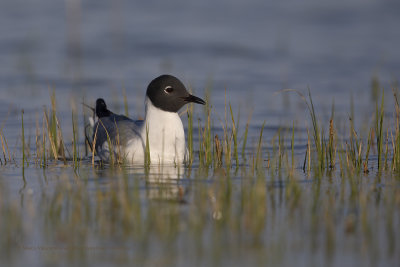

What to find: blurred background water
left=0, top=0, right=399, bottom=127
left=0, top=0, right=399, bottom=266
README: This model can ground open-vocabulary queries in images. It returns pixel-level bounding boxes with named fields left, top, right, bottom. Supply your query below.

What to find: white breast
left=125, top=98, right=186, bottom=164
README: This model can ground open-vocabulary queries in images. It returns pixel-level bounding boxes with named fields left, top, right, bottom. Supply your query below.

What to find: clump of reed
left=12, top=80, right=400, bottom=183
left=291, top=87, right=398, bottom=178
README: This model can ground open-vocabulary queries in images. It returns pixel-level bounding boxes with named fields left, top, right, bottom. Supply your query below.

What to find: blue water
left=0, top=1, right=399, bottom=266
left=1, top=0, right=399, bottom=111
left=0, top=0, right=398, bottom=151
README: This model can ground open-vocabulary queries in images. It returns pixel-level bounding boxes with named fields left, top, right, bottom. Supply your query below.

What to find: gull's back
left=93, top=114, right=144, bottom=161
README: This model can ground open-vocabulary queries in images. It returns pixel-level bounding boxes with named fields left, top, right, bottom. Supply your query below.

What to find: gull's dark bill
left=182, top=94, right=206, bottom=105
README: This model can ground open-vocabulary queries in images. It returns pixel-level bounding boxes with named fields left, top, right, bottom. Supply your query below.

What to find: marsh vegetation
left=0, top=82, right=399, bottom=267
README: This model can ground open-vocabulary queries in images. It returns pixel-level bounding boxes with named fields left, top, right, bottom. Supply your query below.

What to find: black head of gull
left=146, top=75, right=205, bottom=113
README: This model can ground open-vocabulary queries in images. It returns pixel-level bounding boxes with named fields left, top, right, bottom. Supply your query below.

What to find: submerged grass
left=376, top=89, right=385, bottom=171
left=229, top=104, right=239, bottom=167
left=72, top=111, right=78, bottom=170
left=0, top=131, right=10, bottom=164
left=187, top=103, right=194, bottom=166
left=144, top=123, right=150, bottom=168
left=21, top=110, right=26, bottom=168
left=393, top=88, right=400, bottom=172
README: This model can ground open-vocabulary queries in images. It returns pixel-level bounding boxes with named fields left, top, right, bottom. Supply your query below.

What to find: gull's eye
left=164, top=86, right=174, bottom=94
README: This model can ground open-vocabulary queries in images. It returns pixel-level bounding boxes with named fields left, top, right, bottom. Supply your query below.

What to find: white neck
left=142, top=97, right=186, bottom=164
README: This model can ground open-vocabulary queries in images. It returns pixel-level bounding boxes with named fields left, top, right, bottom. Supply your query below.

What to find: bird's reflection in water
left=93, top=164, right=189, bottom=203
left=139, top=164, right=188, bottom=203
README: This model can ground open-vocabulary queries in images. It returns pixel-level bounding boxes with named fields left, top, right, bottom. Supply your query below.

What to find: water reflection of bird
left=95, top=164, right=188, bottom=202
left=140, top=165, right=187, bottom=202
left=90, top=75, right=205, bottom=165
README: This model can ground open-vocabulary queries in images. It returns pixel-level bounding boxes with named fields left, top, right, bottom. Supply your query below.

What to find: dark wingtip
left=95, top=98, right=113, bottom=118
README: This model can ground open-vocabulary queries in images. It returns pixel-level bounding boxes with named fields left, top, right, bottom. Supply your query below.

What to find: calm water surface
left=0, top=0, right=399, bottom=266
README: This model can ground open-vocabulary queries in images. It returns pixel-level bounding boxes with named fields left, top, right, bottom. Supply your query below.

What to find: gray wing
left=93, top=114, right=144, bottom=151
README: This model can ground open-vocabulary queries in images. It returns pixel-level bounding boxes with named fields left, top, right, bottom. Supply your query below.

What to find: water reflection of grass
left=2, top=164, right=399, bottom=265
left=0, top=85, right=399, bottom=266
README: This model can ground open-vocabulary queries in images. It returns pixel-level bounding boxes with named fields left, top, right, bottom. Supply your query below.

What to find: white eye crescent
left=164, top=86, right=174, bottom=94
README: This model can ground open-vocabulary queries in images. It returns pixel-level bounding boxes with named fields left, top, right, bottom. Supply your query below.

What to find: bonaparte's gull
left=92, top=75, right=205, bottom=165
